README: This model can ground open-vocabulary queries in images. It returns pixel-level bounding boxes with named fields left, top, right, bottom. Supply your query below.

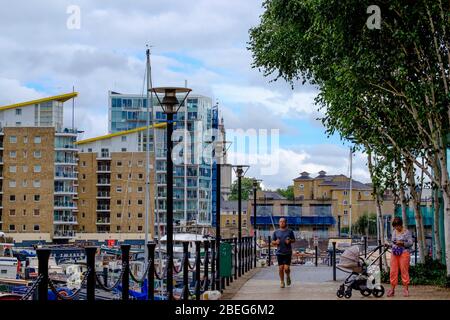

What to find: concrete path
left=231, top=265, right=450, bottom=300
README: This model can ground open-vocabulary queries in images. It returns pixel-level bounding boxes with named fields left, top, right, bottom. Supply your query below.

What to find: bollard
left=37, top=248, right=51, bottom=301
left=203, top=241, right=209, bottom=291
left=414, top=234, right=418, bottom=265
left=121, top=244, right=131, bottom=301
left=315, top=245, right=318, bottom=267
left=195, top=241, right=201, bottom=300
left=182, top=242, right=189, bottom=301
left=103, top=267, right=108, bottom=289
left=364, top=236, right=367, bottom=258
left=85, top=246, right=97, bottom=301
left=147, top=242, right=156, bottom=300
left=211, top=239, right=216, bottom=291
left=332, top=242, right=336, bottom=281
left=268, top=236, right=271, bottom=267
left=233, top=237, right=238, bottom=280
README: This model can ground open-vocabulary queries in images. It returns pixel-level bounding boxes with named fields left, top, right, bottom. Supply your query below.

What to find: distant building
left=220, top=198, right=248, bottom=239
left=248, top=171, right=395, bottom=239
left=0, top=93, right=79, bottom=244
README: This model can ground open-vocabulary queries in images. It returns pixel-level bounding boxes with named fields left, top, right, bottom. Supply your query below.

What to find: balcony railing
left=55, top=171, right=77, bottom=178
left=97, top=192, right=111, bottom=198
left=96, top=218, right=111, bottom=224
left=54, top=201, right=76, bottom=208
left=55, top=187, right=76, bottom=193
left=97, top=179, right=111, bottom=185
left=55, top=157, right=77, bottom=164
left=54, top=216, right=77, bottom=223
left=97, top=166, right=111, bottom=172
left=53, top=230, right=76, bottom=238
left=96, top=205, right=110, bottom=211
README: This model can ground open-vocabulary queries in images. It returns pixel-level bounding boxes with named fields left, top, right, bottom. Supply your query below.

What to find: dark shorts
left=277, top=254, right=292, bottom=266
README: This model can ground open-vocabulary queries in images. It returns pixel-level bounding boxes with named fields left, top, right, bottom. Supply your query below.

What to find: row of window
left=79, top=198, right=144, bottom=206
left=8, top=208, right=41, bottom=216
left=80, top=212, right=144, bottom=219
left=7, top=194, right=41, bottom=202
left=225, top=219, right=247, bottom=226
left=8, top=150, right=42, bottom=158
left=7, top=165, right=42, bottom=173
left=80, top=160, right=145, bottom=167
left=80, top=173, right=144, bottom=180
left=7, top=180, right=41, bottom=188
left=8, top=224, right=40, bottom=231
left=8, top=135, right=42, bottom=144
left=79, top=225, right=144, bottom=232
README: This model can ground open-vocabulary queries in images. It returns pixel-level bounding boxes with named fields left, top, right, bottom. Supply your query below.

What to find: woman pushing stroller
left=386, top=217, right=413, bottom=297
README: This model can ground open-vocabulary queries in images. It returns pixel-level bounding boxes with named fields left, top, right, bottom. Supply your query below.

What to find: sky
left=0, top=0, right=371, bottom=189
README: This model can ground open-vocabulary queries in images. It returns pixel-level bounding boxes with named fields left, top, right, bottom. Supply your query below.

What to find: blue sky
left=0, top=0, right=369, bottom=189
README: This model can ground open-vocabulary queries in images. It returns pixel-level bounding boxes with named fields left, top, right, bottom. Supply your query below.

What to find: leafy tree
left=352, top=212, right=378, bottom=237
left=229, top=177, right=261, bottom=201
left=249, top=0, right=450, bottom=274
left=276, top=185, right=294, bottom=200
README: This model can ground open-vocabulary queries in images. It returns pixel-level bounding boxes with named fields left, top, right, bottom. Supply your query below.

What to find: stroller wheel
left=372, top=285, right=385, bottom=298
left=344, top=291, right=352, bottom=299
left=360, top=289, right=371, bottom=297
left=336, top=289, right=344, bottom=298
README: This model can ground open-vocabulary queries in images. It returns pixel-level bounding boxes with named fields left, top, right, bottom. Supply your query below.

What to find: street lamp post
left=153, top=87, right=191, bottom=300
left=252, top=179, right=261, bottom=268
left=338, top=215, right=341, bottom=237
left=233, top=165, right=249, bottom=277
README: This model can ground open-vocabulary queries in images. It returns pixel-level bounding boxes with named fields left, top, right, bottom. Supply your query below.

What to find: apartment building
left=249, top=171, right=395, bottom=239
left=74, top=125, right=163, bottom=242
left=108, top=91, right=220, bottom=233
left=220, top=199, right=249, bottom=239
left=0, top=93, right=79, bottom=244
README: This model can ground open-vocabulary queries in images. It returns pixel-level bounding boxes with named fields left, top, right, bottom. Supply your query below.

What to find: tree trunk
left=396, top=160, right=408, bottom=225
left=406, top=159, right=426, bottom=263
left=433, top=188, right=442, bottom=261
left=441, top=185, right=450, bottom=276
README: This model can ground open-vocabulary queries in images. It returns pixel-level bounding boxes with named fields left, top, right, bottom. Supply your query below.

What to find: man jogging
left=271, top=217, right=295, bottom=288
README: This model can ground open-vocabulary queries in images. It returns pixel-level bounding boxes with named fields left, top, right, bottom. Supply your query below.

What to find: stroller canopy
left=337, top=246, right=362, bottom=272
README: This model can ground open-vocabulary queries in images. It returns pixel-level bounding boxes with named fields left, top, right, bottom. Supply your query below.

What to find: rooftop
left=0, top=92, right=78, bottom=112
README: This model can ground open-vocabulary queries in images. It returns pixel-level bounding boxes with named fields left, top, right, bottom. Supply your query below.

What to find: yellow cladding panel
left=0, top=92, right=78, bottom=111
left=75, top=123, right=168, bottom=145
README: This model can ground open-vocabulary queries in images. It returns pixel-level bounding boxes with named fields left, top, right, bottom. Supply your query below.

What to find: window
left=82, top=212, right=85, bottom=218
left=138, top=160, right=143, bottom=167
left=344, top=210, right=348, bottom=215
left=16, top=122, right=21, bottom=126
left=121, top=148, right=127, bottom=152
left=9, top=225, right=15, bottom=231
left=82, top=161, right=86, bottom=167
left=82, top=187, right=86, bottom=193
left=343, top=200, right=348, bottom=205
left=117, top=174, right=122, bottom=179
left=33, top=180, right=40, bottom=187
left=9, top=180, right=16, bottom=188
left=22, top=225, right=26, bottom=231
left=226, top=220, right=230, bottom=225
left=138, top=199, right=143, bottom=205
left=9, top=151, right=16, bottom=158
left=88, top=148, right=92, bottom=152
left=34, top=195, right=40, bottom=202
left=121, top=136, right=127, bottom=142
left=128, top=186, right=132, bottom=193
left=23, top=136, right=28, bottom=143
left=138, top=186, right=143, bottom=192
left=22, top=180, right=28, bottom=187
left=23, top=151, right=27, bottom=158
left=16, top=108, right=22, bottom=115
left=128, top=213, right=131, bottom=218
left=23, top=195, right=26, bottom=201
left=82, top=174, right=86, bottom=179
left=128, top=226, right=131, bottom=231
left=138, top=226, right=143, bottom=231
left=116, top=186, right=122, bottom=192
left=117, top=161, right=122, bottom=167
left=138, top=173, right=143, bottom=180
left=343, top=190, right=348, bottom=196
left=23, top=209, right=26, bottom=216
left=116, top=226, right=121, bottom=231
left=9, top=195, right=15, bottom=202
left=34, top=165, right=41, bottom=173
left=299, top=184, right=304, bottom=190
left=117, top=200, right=122, bottom=205
left=9, top=136, right=17, bottom=143
left=34, top=209, right=40, bottom=216
left=138, top=213, right=143, bottom=218
left=23, top=166, right=28, bottom=173
left=9, top=166, right=16, bottom=173
left=34, top=136, right=41, bottom=144
left=117, top=213, right=122, bottom=218
left=33, top=150, right=41, bottom=158
left=34, top=225, right=40, bottom=231
left=9, top=209, right=15, bottom=216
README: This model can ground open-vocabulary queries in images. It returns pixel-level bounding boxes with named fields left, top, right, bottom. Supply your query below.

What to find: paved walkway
left=231, top=265, right=450, bottom=300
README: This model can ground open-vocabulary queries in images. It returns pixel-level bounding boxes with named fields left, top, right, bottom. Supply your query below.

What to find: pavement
left=230, top=265, right=450, bottom=300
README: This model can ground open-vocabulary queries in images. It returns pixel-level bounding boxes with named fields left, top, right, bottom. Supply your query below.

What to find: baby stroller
left=336, top=245, right=389, bottom=299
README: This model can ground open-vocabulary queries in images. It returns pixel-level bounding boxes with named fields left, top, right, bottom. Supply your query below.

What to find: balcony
left=96, top=218, right=111, bottom=225
left=55, top=171, right=77, bottom=179
left=96, top=191, right=111, bottom=199
left=96, top=205, right=110, bottom=211
left=54, top=201, right=77, bottom=209
left=54, top=187, right=76, bottom=194
left=53, top=216, right=78, bottom=225
left=96, top=179, right=111, bottom=186
left=53, top=230, right=76, bottom=239
left=98, top=152, right=111, bottom=160
left=55, top=157, right=77, bottom=165
left=97, top=166, right=111, bottom=173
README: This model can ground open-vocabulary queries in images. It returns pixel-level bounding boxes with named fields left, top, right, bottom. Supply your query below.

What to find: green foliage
left=276, top=185, right=294, bottom=200
left=352, top=213, right=377, bottom=236
left=381, top=257, right=449, bottom=287
left=229, top=177, right=261, bottom=201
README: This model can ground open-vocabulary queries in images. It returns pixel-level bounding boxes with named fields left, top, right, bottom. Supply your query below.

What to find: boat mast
left=145, top=47, right=151, bottom=257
